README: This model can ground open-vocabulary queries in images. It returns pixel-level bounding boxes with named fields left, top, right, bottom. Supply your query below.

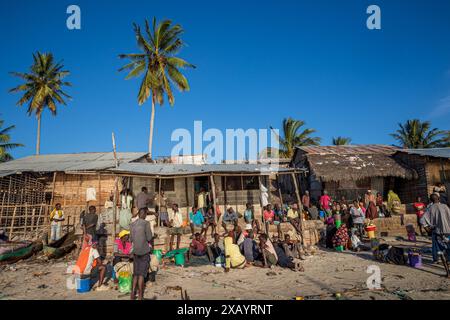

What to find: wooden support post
left=276, top=174, right=284, bottom=205
left=210, top=174, right=217, bottom=224
left=258, top=176, right=266, bottom=228
left=31, top=208, right=36, bottom=234
left=24, top=205, right=28, bottom=236
left=291, top=172, right=303, bottom=238
left=35, top=205, right=43, bottom=238
left=224, top=176, right=228, bottom=210
left=9, top=206, right=17, bottom=239
left=184, top=177, right=189, bottom=217
left=98, top=173, right=102, bottom=216
left=157, top=178, right=161, bottom=227
left=0, top=192, right=6, bottom=227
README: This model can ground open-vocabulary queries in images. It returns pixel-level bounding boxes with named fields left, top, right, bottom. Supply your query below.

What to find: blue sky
left=1, top=0, right=449, bottom=159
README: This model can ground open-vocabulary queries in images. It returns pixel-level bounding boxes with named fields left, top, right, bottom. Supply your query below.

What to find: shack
left=291, top=145, right=417, bottom=202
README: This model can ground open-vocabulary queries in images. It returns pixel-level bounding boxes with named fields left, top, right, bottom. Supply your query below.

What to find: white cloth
left=86, top=188, right=97, bottom=202
left=145, top=214, right=157, bottom=235
left=260, top=183, right=269, bottom=207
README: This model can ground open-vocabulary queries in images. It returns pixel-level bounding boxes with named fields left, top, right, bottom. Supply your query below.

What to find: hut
left=393, top=148, right=450, bottom=204
left=291, top=145, right=417, bottom=202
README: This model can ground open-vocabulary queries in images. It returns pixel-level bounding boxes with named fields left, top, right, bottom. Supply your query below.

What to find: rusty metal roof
left=296, top=145, right=398, bottom=155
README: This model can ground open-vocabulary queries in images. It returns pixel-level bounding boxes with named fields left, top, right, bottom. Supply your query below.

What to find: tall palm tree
left=0, top=119, right=23, bottom=162
left=271, top=117, right=321, bottom=158
left=437, top=131, right=450, bottom=147
left=332, top=136, right=352, bottom=145
left=390, top=119, right=445, bottom=149
left=9, top=52, right=71, bottom=155
left=119, top=18, right=195, bottom=158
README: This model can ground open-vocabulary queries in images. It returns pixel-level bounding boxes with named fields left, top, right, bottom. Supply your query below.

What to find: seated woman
left=187, top=232, right=207, bottom=262
left=263, top=204, right=276, bottom=234
left=189, top=206, right=206, bottom=238
left=224, top=231, right=246, bottom=271
left=113, top=230, right=133, bottom=284
left=274, top=203, right=287, bottom=222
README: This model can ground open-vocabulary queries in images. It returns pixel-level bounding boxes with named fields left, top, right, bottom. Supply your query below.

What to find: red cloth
left=263, top=210, right=274, bottom=222
left=191, top=238, right=206, bottom=253
left=320, top=195, right=331, bottom=210
left=413, top=202, right=425, bottom=218
left=367, top=202, right=378, bottom=220
left=115, top=238, right=132, bottom=255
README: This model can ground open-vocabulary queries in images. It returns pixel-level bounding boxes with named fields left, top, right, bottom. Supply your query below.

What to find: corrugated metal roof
left=110, top=163, right=301, bottom=176
left=296, top=145, right=398, bottom=155
left=395, top=148, right=450, bottom=159
left=0, top=152, right=147, bottom=175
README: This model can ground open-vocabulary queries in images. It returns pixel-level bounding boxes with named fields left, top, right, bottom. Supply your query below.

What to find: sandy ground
left=1, top=237, right=449, bottom=300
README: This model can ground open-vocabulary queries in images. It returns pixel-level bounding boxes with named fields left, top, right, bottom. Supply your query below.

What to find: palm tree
left=271, top=117, right=321, bottom=158
left=332, top=136, right=352, bottom=145
left=390, top=119, right=446, bottom=149
left=9, top=52, right=71, bottom=155
left=437, top=131, right=450, bottom=147
left=0, top=119, right=23, bottom=162
left=119, top=18, right=195, bottom=158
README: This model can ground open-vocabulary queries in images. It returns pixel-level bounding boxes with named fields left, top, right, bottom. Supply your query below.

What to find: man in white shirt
left=168, top=203, right=184, bottom=251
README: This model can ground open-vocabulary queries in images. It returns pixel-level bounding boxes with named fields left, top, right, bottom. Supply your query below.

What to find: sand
left=1, top=236, right=449, bottom=300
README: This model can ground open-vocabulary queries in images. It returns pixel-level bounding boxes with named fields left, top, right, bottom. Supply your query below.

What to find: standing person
left=244, top=203, right=261, bottom=233
left=350, top=200, right=365, bottom=237
left=136, top=187, right=152, bottom=210
left=413, top=196, right=427, bottom=236
left=376, top=192, right=384, bottom=215
left=154, top=190, right=169, bottom=226
left=320, top=191, right=332, bottom=215
left=129, top=208, right=153, bottom=300
left=189, top=206, right=205, bottom=238
left=221, top=207, right=238, bottom=235
left=204, top=207, right=218, bottom=238
left=366, top=201, right=378, bottom=220
left=302, top=191, right=311, bottom=210
left=82, top=205, right=98, bottom=243
left=168, top=203, right=184, bottom=251
left=421, top=193, right=450, bottom=264
left=197, top=187, right=209, bottom=216
left=49, top=203, right=65, bottom=241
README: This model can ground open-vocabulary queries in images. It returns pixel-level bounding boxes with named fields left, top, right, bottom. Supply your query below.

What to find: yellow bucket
left=365, top=225, right=376, bottom=239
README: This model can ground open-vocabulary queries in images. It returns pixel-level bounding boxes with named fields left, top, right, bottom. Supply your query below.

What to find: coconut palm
left=332, top=136, right=352, bottom=145
left=437, top=131, right=450, bottom=147
left=119, top=17, right=195, bottom=158
left=390, top=119, right=446, bottom=149
left=0, top=119, right=23, bottom=162
left=9, top=52, right=71, bottom=155
left=271, top=117, right=321, bottom=158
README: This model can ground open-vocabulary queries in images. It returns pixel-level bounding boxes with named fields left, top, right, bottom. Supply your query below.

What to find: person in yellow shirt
left=224, top=232, right=246, bottom=271
left=50, top=203, right=65, bottom=241
left=287, top=203, right=300, bottom=220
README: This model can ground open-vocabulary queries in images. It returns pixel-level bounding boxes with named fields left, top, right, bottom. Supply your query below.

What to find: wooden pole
left=224, top=176, right=228, bottom=210
left=258, top=175, right=266, bottom=229
left=9, top=206, right=17, bottom=239
left=35, top=205, right=43, bottom=238
left=24, top=205, right=28, bottom=237
left=157, top=178, right=161, bottom=226
left=291, top=172, right=303, bottom=231
left=112, top=132, right=119, bottom=242
left=276, top=174, right=284, bottom=205
left=210, top=174, right=217, bottom=224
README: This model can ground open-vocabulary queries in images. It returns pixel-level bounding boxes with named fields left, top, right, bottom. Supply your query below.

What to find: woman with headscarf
left=224, top=231, right=246, bottom=272
left=366, top=201, right=379, bottom=220
left=387, top=190, right=401, bottom=214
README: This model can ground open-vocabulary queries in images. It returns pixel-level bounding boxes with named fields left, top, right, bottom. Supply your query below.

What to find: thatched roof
left=295, top=145, right=417, bottom=182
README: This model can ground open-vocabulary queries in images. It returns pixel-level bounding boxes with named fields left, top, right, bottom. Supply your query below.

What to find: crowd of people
left=63, top=183, right=450, bottom=299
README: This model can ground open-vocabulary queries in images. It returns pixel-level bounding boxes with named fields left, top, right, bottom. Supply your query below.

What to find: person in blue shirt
left=189, top=206, right=205, bottom=239
left=243, top=203, right=261, bottom=233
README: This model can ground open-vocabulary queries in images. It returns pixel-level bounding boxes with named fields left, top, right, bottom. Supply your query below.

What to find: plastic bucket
left=335, top=220, right=342, bottom=228
left=174, top=253, right=185, bottom=266
left=408, top=253, right=422, bottom=268
left=365, top=225, right=376, bottom=239
left=153, top=249, right=163, bottom=262
left=336, top=245, right=344, bottom=252
left=76, top=277, right=91, bottom=293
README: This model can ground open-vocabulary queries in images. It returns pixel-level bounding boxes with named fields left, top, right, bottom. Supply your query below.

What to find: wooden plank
left=210, top=174, right=217, bottom=224
left=291, top=172, right=304, bottom=243
left=31, top=208, right=36, bottom=234
left=157, top=178, right=161, bottom=226
left=35, top=205, right=43, bottom=238
left=224, top=176, right=228, bottom=210
left=50, top=172, right=57, bottom=206
left=276, top=174, right=284, bottom=205
left=24, top=205, right=28, bottom=236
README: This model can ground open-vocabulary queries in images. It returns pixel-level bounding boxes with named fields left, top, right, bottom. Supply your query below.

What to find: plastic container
left=174, top=253, right=185, bottom=266
left=335, top=220, right=342, bottom=228
left=408, top=252, right=422, bottom=268
left=153, top=249, right=163, bottom=262
left=336, top=245, right=344, bottom=252
left=76, top=277, right=91, bottom=293
left=365, top=225, right=377, bottom=239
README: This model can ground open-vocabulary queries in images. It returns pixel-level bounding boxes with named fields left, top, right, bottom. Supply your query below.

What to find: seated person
left=273, top=238, right=302, bottom=271
left=281, top=234, right=305, bottom=260
left=187, top=232, right=207, bottom=262
left=254, top=233, right=278, bottom=268
left=207, top=233, right=225, bottom=265
left=273, top=203, right=287, bottom=222
left=113, top=230, right=132, bottom=265
left=287, top=203, right=303, bottom=233
left=204, top=207, right=217, bottom=238
left=224, top=231, right=246, bottom=271
left=243, top=203, right=261, bottom=233
left=73, top=241, right=109, bottom=291
left=237, top=224, right=252, bottom=246
left=240, top=230, right=259, bottom=264
left=308, top=203, right=319, bottom=220
left=221, top=207, right=238, bottom=235
left=189, top=206, right=205, bottom=238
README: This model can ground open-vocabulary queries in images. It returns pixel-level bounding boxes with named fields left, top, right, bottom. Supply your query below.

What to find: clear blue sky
left=1, top=0, right=450, bottom=159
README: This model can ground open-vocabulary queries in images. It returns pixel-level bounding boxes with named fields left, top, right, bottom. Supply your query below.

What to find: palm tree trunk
left=148, top=94, right=156, bottom=159
left=36, top=113, right=41, bottom=155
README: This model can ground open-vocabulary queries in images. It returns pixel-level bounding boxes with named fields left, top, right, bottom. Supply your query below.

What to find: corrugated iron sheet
left=395, top=148, right=450, bottom=159
left=296, top=144, right=398, bottom=155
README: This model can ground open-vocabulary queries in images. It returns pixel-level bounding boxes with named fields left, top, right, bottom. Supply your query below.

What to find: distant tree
left=390, top=119, right=446, bottom=149
left=332, top=136, right=352, bottom=146
left=0, top=119, right=23, bottom=162
left=271, top=117, right=321, bottom=158
left=9, top=52, right=71, bottom=155
left=119, top=17, right=195, bottom=158
left=437, top=131, right=450, bottom=147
